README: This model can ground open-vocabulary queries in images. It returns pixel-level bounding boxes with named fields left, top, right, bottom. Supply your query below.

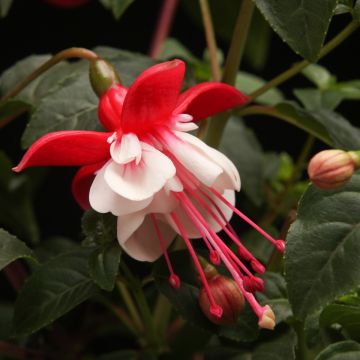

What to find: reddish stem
left=148, top=0, right=179, bottom=59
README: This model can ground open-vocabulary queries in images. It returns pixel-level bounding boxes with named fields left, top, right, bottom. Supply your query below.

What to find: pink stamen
left=210, top=187, right=285, bottom=252
left=170, top=212, right=223, bottom=319
left=150, top=214, right=180, bottom=289
left=174, top=192, right=266, bottom=319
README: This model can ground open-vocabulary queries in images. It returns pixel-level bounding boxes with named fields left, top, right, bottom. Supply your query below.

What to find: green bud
left=89, top=58, right=121, bottom=97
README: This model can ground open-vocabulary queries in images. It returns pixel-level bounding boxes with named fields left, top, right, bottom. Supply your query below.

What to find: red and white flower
left=14, top=59, right=284, bottom=329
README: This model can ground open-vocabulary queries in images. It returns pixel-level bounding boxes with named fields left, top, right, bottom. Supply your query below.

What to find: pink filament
left=150, top=214, right=180, bottom=288
left=170, top=212, right=223, bottom=318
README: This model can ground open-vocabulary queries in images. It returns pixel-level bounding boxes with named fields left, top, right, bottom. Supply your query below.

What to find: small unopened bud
left=89, top=58, right=122, bottom=97
left=199, top=275, right=245, bottom=325
left=308, top=149, right=360, bottom=189
left=198, top=256, right=218, bottom=280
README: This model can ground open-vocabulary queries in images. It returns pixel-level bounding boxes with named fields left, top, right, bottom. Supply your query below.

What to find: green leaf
left=314, top=341, right=360, bottom=360
left=21, top=48, right=154, bottom=148
left=293, top=89, right=344, bottom=111
left=82, top=210, right=117, bottom=247
left=89, top=243, right=121, bottom=291
left=301, top=64, right=335, bottom=90
left=236, top=72, right=284, bottom=105
left=0, top=0, right=13, bottom=17
left=268, top=102, right=360, bottom=149
left=257, top=272, right=292, bottom=324
left=14, top=249, right=97, bottom=336
left=311, top=109, right=360, bottom=150
left=205, top=329, right=297, bottom=360
left=0, top=303, right=14, bottom=339
left=220, top=117, right=265, bottom=206
left=320, top=303, right=360, bottom=340
left=159, top=38, right=199, bottom=64
left=0, top=99, right=31, bottom=126
left=0, top=229, right=36, bottom=271
left=0, top=151, right=40, bottom=243
left=99, top=0, right=134, bottom=19
left=153, top=250, right=259, bottom=342
left=35, top=236, right=80, bottom=262
left=354, top=0, right=360, bottom=21
left=285, top=172, right=360, bottom=319
left=253, top=0, right=338, bottom=61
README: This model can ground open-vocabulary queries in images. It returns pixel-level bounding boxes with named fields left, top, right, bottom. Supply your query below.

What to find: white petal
left=147, top=189, right=179, bottom=214
left=89, top=164, right=153, bottom=216
left=166, top=189, right=235, bottom=239
left=117, top=211, right=146, bottom=245
left=165, top=176, right=183, bottom=193
left=175, top=131, right=240, bottom=191
left=110, top=133, right=142, bottom=165
left=171, top=121, right=199, bottom=132
left=164, top=131, right=223, bottom=187
left=120, top=216, right=176, bottom=262
left=105, top=142, right=176, bottom=201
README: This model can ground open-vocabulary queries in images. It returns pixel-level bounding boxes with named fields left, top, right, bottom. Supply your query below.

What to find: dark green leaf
left=293, top=89, right=344, bottom=111
left=354, top=0, right=360, bottom=21
left=0, top=303, right=13, bottom=339
left=253, top=0, right=338, bottom=61
left=159, top=38, right=199, bottom=63
left=82, top=210, right=117, bottom=247
left=304, top=310, right=322, bottom=347
left=257, top=272, right=292, bottom=324
left=0, top=151, right=40, bottom=243
left=205, top=329, right=297, bottom=360
left=89, top=243, right=121, bottom=291
left=301, top=64, right=335, bottom=90
left=21, top=47, right=154, bottom=148
left=271, top=102, right=360, bottom=149
left=99, top=0, right=134, bottom=20
left=153, top=250, right=259, bottom=342
left=14, top=249, right=97, bottom=336
left=35, top=236, right=80, bottom=262
left=311, top=109, right=360, bottom=150
left=321, top=304, right=360, bottom=340
left=0, top=229, right=36, bottom=271
left=0, top=99, right=30, bottom=126
left=285, top=172, right=360, bottom=319
left=314, top=341, right=360, bottom=360
left=0, top=0, right=13, bottom=17
left=236, top=72, right=284, bottom=106
left=220, top=117, right=265, bottom=206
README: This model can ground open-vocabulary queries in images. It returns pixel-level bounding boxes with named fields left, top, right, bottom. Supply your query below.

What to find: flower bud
left=308, top=149, right=360, bottom=189
left=199, top=275, right=245, bottom=325
left=89, top=58, right=122, bottom=98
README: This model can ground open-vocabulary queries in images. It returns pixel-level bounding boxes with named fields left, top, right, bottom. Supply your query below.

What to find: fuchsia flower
left=14, top=59, right=284, bottom=329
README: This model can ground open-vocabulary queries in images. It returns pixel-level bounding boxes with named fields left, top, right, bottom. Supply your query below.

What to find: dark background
left=0, top=0, right=359, bottom=238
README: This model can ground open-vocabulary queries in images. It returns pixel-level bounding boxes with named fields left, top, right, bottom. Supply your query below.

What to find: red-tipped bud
left=89, top=58, right=122, bottom=98
left=169, top=274, right=181, bottom=289
left=308, top=149, right=360, bottom=190
left=44, top=0, right=89, bottom=8
left=199, top=275, right=245, bottom=325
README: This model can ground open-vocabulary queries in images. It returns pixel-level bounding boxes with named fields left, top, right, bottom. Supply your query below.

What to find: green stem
left=250, top=20, right=360, bottom=101
left=199, top=0, right=221, bottom=81
left=260, top=135, right=315, bottom=226
left=96, top=295, right=139, bottom=337
left=116, top=280, right=144, bottom=333
left=153, top=294, right=172, bottom=337
left=204, top=0, right=254, bottom=148
left=121, top=263, right=161, bottom=350
left=1, top=47, right=98, bottom=102
left=222, top=0, right=254, bottom=85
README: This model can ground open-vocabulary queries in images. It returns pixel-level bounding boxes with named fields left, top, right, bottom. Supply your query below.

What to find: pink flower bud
left=198, top=275, right=245, bottom=325
left=308, top=149, right=360, bottom=189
